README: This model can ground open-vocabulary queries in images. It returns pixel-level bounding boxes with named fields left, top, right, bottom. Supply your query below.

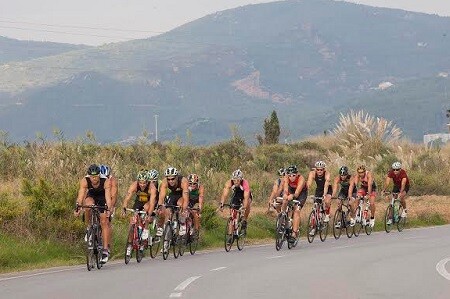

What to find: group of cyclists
left=74, top=159, right=409, bottom=263
left=267, top=160, right=410, bottom=242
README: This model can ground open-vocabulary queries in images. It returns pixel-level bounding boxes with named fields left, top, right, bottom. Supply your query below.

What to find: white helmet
left=392, top=161, right=402, bottom=170
left=231, top=169, right=243, bottom=179
left=148, top=169, right=159, bottom=181
left=164, top=167, right=179, bottom=177
left=315, top=160, right=326, bottom=169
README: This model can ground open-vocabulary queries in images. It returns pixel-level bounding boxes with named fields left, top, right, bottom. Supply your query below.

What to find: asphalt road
left=1, top=225, right=450, bottom=299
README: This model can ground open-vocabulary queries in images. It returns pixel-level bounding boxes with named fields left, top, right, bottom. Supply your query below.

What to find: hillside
left=0, top=0, right=449, bottom=143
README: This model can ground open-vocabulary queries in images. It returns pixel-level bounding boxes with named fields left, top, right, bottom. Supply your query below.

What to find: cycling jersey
left=230, top=179, right=252, bottom=206
left=188, top=184, right=201, bottom=208
left=165, top=176, right=183, bottom=206
left=85, top=176, right=107, bottom=208
left=286, top=175, right=308, bottom=207
left=358, top=171, right=377, bottom=191
left=314, top=171, right=332, bottom=197
left=387, top=169, right=410, bottom=192
left=338, top=174, right=356, bottom=198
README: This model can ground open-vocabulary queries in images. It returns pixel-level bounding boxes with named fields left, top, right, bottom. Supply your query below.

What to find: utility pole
left=154, top=114, right=159, bottom=142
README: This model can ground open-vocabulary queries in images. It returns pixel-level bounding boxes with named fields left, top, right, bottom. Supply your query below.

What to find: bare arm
left=110, top=177, right=118, bottom=208
left=104, top=179, right=112, bottom=210
left=348, top=175, right=356, bottom=198
left=323, top=172, right=331, bottom=195
left=400, top=178, right=407, bottom=193
left=267, top=180, right=279, bottom=207
left=294, top=176, right=305, bottom=198
left=382, top=176, right=391, bottom=192
left=122, top=182, right=137, bottom=209
left=331, top=176, right=339, bottom=198
left=198, top=185, right=205, bottom=210
left=158, top=179, right=168, bottom=206
left=220, top=181, right=231, bottom=205
left=181, top=177, right=189, bottom=210
left=306, top=171, right=314, bottom=190
left=367, top=172, right=374, bottom=194
left=76, top=178, right=88, bottom=206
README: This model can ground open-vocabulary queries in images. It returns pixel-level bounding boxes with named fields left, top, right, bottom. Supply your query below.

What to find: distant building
left=423, top=133, right=450, bottom=145
left=378, top=81, right=394, bottom=90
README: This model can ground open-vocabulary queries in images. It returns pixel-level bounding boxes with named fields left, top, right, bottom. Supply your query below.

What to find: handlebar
left=76, top=204, right=108, bottom=211
left=124, top=208, right=147, bottom=215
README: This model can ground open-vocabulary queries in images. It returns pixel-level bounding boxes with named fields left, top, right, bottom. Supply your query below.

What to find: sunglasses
left=167, top=177, right=176, bottom=181
left=189, top=182, right=198, bottom=186
left=357, top=171, right=365, bottom=174
left=288, top=174, right=297, bottom=177
left=316, top=168, right=324, bottom=171
left=393, top=169, right=400, bottom=172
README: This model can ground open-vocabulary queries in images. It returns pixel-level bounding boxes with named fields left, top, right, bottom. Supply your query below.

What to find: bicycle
left=353, top=195, right=373, bottom=236
left=306, top=196, right=329, bottom=243
left=78, top=204, right=107, bottom=271
left=148, top=210, right=162, bottom=259
left=383, top=192, right=407, bottom=233
left=162, top=204, right=183, bottom=260
left=180, top=207, right=200, bottom=256
left=332, top=196, right=353, bottom=239
left=124, top=208, right=147, bottom=264
left=223, top=203, right=246, bottom=252
left=275, top=198, right=300, bottom=251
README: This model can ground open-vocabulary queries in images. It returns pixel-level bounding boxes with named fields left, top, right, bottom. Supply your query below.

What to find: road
left=1, top=225, right=450, bottom=299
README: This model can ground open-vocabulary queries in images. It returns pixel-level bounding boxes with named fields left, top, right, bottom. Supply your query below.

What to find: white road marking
left=210, top=267, right=227, bottom=272
left=266, top=255, right=285, bottom=259
left=0, top=267, right=83, bottom=282
left=436, top=258, right=450, bottom=280
left=169, top=293, right=182, bottom=298
left=174, top=276, right=201, bottom=291
left=404, top=236, right=424, bottom=240
left=334, top=245, right=354, bottom=249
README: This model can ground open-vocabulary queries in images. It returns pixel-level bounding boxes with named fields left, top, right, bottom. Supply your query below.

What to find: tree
left=257, top=110, right=281, bottom=145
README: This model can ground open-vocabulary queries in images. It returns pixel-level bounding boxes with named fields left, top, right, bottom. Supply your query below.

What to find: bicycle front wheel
left=224, top=218, right=233, bottom=252
left=95, top=227, right=103, bottom=269
left=384, top=205, right=393, bottom=233
left=333, top=209, right=342, bottom=240
left=275, top=213, right=286, bottom=251
left=307, top=211, right=316, bottom=243
left=237, top=219, right=246, bottom=251
left=364, top=211, right=373, bottom=235
left=189, top=230, right=199, bottom=255
left=124, top=225, right=134, bottom=264
left=345, top=211, right=353, bottom=238
left=162, top=224, right=172, bottom=260
left=149, top=235, right=161, bottom=259
left=353, top=206, right=362, bottom=237
left=319, top=215, right=329, bottom=242
left=86, top=228, right=95, bottom=271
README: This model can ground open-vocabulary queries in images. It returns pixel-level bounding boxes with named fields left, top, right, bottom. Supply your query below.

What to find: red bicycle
left=124, top=208, right=148, bottom=264
left=223, top=203, right=246, bottom=252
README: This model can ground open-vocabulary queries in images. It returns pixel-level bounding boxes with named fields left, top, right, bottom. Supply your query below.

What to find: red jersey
left=388, top=169, right=409, bottom=188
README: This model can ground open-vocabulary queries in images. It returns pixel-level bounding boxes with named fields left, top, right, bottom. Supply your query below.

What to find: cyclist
left=122, top=169, right=157, bottom=256
left=282, top=165, right=307, bottom=240
left=187, top=173, right=204, bottom=235
left=331, top=166, right=357, bottom=226
left=266, top=168, right=286, bottom=214
left=306, top=161, right=332, bottom=223
left=157, top=167, right=189, bottom=236
left=219, top=169, right=252, bottom=230
left=349, top=165, right=377, bottom=228
left=381, top=161, right=410, bottom=222
left=147, top=169, right=165, bottom=237
left=99, top=164, right=118, bottom=253
left=74, top=164, right=112, bottom=263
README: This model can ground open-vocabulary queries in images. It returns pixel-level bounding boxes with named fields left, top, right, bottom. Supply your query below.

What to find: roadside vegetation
left=0, top=110, right=449, bottom=272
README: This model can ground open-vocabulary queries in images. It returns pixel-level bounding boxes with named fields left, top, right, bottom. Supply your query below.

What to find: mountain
left=0, top=36, right=90, bottom=64
left=0, top=0, right=449, bottom=143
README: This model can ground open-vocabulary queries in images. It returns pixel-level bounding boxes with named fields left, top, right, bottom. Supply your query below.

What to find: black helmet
left=277, top=168, right=286, bottom=176
left=339, top=166, right=349, bottom=176
left=286, top=165, right=298, bottom=174
left=87, top=164, right=100, bottom=175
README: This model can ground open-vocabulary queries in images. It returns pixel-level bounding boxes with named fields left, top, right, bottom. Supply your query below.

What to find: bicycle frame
left=307, top=196, right=328, bottom=243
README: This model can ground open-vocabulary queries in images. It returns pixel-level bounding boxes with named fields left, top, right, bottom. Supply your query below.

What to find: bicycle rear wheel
left=384, top=205, right=393, bottom=233
left=353, top=206, right=362, bottom=237
left=333, top=209, right=342, bottom=240
left=224, top=218, right=233, bottom=252
left=162, top=223, right=172, bottom=260
left=136, top=238, right=144, bottom=263
left=345, top=211, right=353, bottom=238
left=397, top=205, right=406, bottom=232
left=149, top=235, right=161, bottom=259
left=237, top=218, right=246, bottom=251
left=189, top=230, right=199, bottom=255
left=275, top=213, right=286, bottom=251
left=307, top=211, right=316, bottom=243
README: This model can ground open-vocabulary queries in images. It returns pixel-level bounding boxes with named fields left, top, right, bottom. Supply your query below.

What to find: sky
left=1, top=0, right=450, bottom=46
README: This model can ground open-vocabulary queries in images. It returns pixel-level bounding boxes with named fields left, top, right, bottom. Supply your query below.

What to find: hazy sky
left=1, top=0, right=449, bottom=45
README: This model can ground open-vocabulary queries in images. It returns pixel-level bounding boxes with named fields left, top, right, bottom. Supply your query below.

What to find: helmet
left=87, top=164, right=100, bottom=175
left=339, top=166, right=349, bottom=176
left=148, top=169, right=159, bottom=181
left=392, top=161, right=402, bottom=170
left=315, top=160, right=326, bottom=169
left=188, top=173, right=199, bottom=184
left=286, top=165, right=298, bottom=174
left=137, top=169, right=149, bottom=181
left=277, top=168, right=286, bottom=176
left=231, top=169, right=243, bottom=179
left=164, top=167, right=179, bottom=177
left=99, top=164, right=110, bottom=177
left=357, top=165, right=366, bottom=172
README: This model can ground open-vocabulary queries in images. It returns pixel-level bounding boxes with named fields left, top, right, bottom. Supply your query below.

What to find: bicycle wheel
left=162, top=223, right=172, bottom=260
left=345, top=211, right=353, bottom=238
left=319, top=215, right=329, bottom=242
left=224, top=218, right=233, bottom=252
left=173, top=223, right=181, bottom=259
left=86, top=228, right=95, bottom=271
left=397, top=205, right=406, bottom=232
left=307, top=211, right=316, bottom=243
left=237, top=218, right=246, bottom=251
left=333, top=209, right=342, bottom=240
left=364, top=210, right=373, bottom=235
left=95, top=227, right=103, bottom=269
left=353, top=206, right=362, bottom=237
left=124, top=225, right=134, bottom=264
left=275, top=213, right=286, bottom=251
left=136, top=239, right=144, bottom=263
left=189, top=230, right=199, bottom=255
left=178, top=228, right=186, bottom=257
left=149, top=234, right=161, bottom=259
left=384, top=205, right=393, bottom=233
